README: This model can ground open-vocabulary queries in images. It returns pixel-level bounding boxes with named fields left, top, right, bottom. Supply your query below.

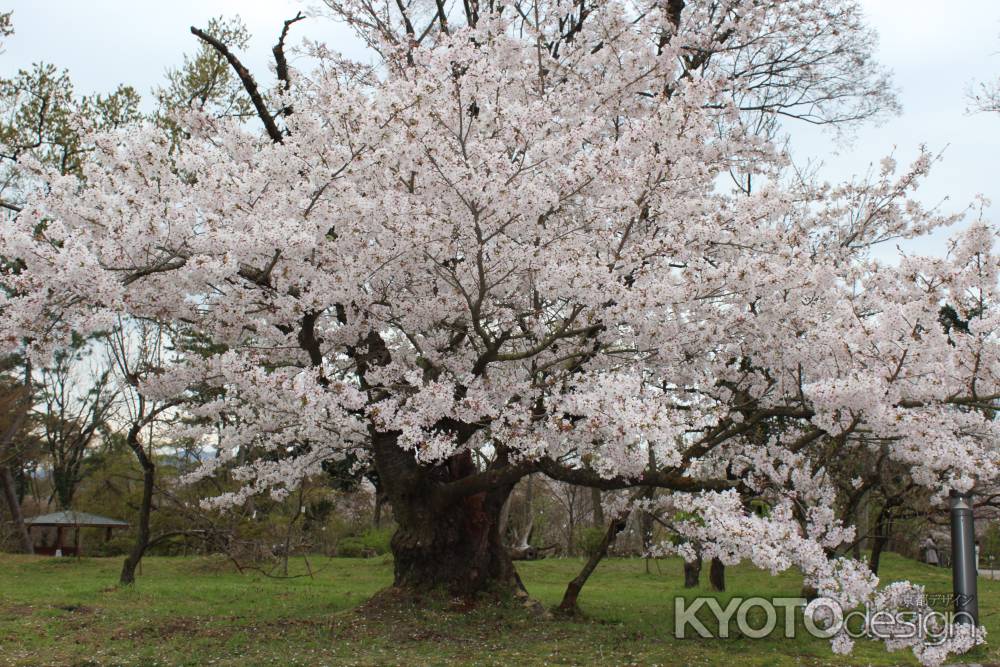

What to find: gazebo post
left=74, top=526, right=81, bottom=558
left=55, top=526, right=64, bottom=555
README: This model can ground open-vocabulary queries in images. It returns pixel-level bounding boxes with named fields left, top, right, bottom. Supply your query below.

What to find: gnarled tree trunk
left=390, top=485, right=518, bottom=595
left=375, top=430, right=520, bottom=596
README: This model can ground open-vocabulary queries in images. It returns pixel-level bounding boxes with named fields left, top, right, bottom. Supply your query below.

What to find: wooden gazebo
left=25, top=511, right=129, bottom=556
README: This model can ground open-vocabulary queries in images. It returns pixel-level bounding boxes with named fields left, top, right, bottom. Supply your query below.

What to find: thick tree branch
left=434, top=454, right=737, bottom=506
left=272, top=12, right=305, bottom=92
left=190, top=26, right=284, bottom=143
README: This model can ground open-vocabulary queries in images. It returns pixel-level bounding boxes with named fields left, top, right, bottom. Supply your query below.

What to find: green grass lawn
left=0, top=552, right=997, bottom=666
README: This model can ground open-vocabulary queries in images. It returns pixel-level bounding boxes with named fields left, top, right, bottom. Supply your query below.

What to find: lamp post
left=949, top=490, right=979, bottom=626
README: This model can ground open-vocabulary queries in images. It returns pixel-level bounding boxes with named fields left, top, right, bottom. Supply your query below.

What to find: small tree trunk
left=558, top=511, right=630, bottom=614
left=565, top=500, right=576, bottom=556
left=709, top=557, right=725, bottom=592
left=590, top=487, right=604, bottom=527
left=120, top=429, right=154, bottom=585
left=639, top=508, right=654, bottom=572
left=683, top=555, right=702, bottom=588
left=517, top=513, right=535, bottom=551
left=281, top=486, right=305, bottom=576
left=639, top=451, right=656, bottom=573
left=869, top=510, right=889, bottom=576
left=0, top=464, right=33, bottom=554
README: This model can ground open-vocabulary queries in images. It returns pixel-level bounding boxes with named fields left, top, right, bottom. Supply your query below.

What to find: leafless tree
left=37, top=346, right=117, bottom=509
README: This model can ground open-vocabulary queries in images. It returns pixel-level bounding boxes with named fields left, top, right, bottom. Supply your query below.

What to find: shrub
left=337, top=526, right=393, bottom=557
left=578, top=527, right=606, bottom=558
left=88, top=533, right=133, bottom=557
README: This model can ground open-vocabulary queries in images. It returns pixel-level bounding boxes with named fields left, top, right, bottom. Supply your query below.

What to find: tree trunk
left=639, top=509, right=654, bottom=549
left=390, top=482, right=518, bottom=595
left=374, top=431, right=520, bottom=597
left=590, top=487, right=604, bottom=527
left=640, top=450, right=656, bottom=573
left=0, top=464, right=33, bottom=554
left=683, top=555, right=702, bottom=588
left=120, top=432, right=154, bottom=585
left=564, top=492, right=577, bottom=556
left=869, top=509, right=889, bottom=576
left=511, top=474, right=535, bottom=551
left=559, top=511, right=629, bottom=614
left=709, top=557, right=725, bottom=592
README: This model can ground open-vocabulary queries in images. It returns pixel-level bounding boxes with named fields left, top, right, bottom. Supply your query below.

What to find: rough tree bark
left=709, top=557, right=725, bottom=592
left=684, top=555, right=702, bottom=588
left=375, top=430, right=521, bottom=596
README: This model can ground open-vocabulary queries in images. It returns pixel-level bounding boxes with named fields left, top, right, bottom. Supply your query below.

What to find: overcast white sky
left=2, top=0, right=999, bottom=257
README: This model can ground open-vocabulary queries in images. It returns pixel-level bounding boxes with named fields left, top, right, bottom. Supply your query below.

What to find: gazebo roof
left=25, top=510, right=129, bottom=528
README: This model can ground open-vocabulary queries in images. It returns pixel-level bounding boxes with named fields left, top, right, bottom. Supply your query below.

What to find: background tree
left=154, top=16, right=253, bottom=147
left=36, top=342, right=117, bottom=509
left=0, top=62, right=139, bottom=210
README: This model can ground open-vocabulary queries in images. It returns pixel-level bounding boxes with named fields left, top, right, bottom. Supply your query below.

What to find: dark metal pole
left=949, top=490, right=979, bottom=625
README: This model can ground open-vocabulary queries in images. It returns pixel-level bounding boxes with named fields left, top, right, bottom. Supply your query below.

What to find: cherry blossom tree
left=1, top=1, right=998, bottom=662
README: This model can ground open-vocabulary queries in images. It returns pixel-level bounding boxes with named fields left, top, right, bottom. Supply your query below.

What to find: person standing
left=922, top=536, right=940, bottom=567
